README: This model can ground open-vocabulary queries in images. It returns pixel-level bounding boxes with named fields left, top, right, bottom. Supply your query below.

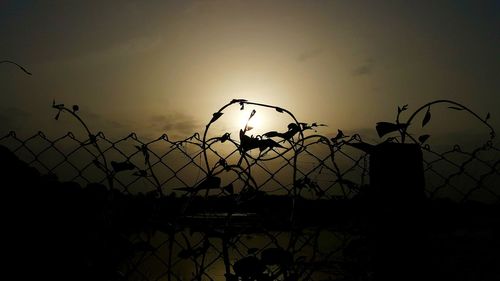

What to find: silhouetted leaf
left=422, top=107, right=431, bottom=127
left=210, top=112, right=223, bottom=123
left=486, top=112, right=491, bottom=121
left=133, top=170, right=148, bottom=177
left=223, top=183, right=234, bottom=194
left=288, top=123, right=300, bottom=131
left=92, top=159, right=104, bottom=170
left=249, top=109, right=256, bottom=119
left=220, top=132, right=230, bottom=143
left=196, top=176, right=221, bottom=190
left=178, top=248, right=195, bottom=259
left=398, top=104, right=408, bottom=114
left=311, top=122, right=326, bottom=127
left=54, top=111, right=61, bottom=120
left=231, top=99, right=247, bottom=104
left=258, top=139, right=285, bottom=152
left=418, top=134, right=430, bottom=144
left=218, top=158, right=227, bottom=168
left=263, top=131, right=282, bottom=138
left=72, top=105, right=79, bottom=112
left=247, top=248, right=259, bottom=255
left=111, top=161, right=136, bottom=173
left=240, top=102, right=245, bottom=110
left=338, top=179, right=358, bottom=189
left=52, top=99, right=65, bottom=109
left=448, top=106, right=464, bottom=111
left=225, top=273, right=238, bottom=281
left=261, top=248, right=293, bottom=266
left=275, top=107, right=284, bottom=113
left=233, top=256, right=266, bottom=277
left=331, top=129, right=347, bottom=142
left=87, top=134, right=97, bottom=144
left=375, top=122, right=407, bottom=138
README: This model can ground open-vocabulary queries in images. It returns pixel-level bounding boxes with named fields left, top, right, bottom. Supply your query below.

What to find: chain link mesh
left=1, top=130, right=498, bottom=280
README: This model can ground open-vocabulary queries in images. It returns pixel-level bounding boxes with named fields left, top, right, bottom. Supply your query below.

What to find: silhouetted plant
left=45, top=97, right=500, bottom=281
left=52, top=100, right=116, bottom=189
left=375, top=100, right=495, bottom=144
left=0, top=60, right=32, bottom=75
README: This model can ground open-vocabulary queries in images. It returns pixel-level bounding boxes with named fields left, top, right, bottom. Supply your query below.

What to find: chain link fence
left=1, top=127, right=499, bottom=280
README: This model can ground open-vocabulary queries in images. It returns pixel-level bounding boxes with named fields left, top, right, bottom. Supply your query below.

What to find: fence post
left=368, top=142, right=427, bottom=280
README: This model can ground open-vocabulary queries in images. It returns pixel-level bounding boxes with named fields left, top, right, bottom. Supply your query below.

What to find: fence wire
left=1, top=130, right=499, bottom=281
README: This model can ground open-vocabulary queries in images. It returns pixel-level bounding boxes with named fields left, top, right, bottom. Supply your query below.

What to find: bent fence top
left=1, top=128, right=499, bottom=204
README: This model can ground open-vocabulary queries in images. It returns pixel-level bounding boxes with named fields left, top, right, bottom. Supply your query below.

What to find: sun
left=237, top=110, right=263, bottom=131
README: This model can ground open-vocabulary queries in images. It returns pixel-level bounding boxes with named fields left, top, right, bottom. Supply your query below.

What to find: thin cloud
left=0, top=107, right=31, bottom=133
left=352, top=58, right=375, bottom=76
left=296, top=48, right=323, bottom=62
left=150, top=112, right=200, bottom=136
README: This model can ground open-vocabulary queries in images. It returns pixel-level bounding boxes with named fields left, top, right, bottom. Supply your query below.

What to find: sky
left=1, top=0, right=499, bottom=144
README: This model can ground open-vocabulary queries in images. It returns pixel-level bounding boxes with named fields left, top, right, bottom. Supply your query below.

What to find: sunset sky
left=1, top=0, right=498, bottom=143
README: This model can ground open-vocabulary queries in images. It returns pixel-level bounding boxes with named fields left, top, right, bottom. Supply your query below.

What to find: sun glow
left=238, top=110, right=263, bottom=132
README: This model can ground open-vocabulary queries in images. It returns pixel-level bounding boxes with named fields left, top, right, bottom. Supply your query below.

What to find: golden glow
left=237, top=110, right=263, bottom=131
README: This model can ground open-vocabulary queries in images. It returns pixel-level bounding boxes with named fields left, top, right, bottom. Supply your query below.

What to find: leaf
left=418, top=134, right=430, bottom=144
left=52, top=100, right=64, bottom=109
left=196, top=176, right=221, bottom=190
left=218, top=158, right=227, bottom=168
left=263, top=131, right=285, bottom=138
left=486, top=112, right=491, bottom=121
left=72, top=105, right=79, bottom=112
left=220, top=132, right=230, bottom=143
left=249, top=109, right=256, bottom=119
left=287, top=123, right=300, bottom=132
left=88, top=134, right=97, bottom=144
left=448, top=106, right=464, bottom=111
left=261, top=248, right=293, bottom=266
left=240, top=102, right=245, bottom=110
left=133, top=170, right=148, bottom=177
left=231, top=99, right=247, bottom=104
left=258, top=139, right=285, bottom=152
left=331, top=129, right=347, bottom=142
left=398, top=104, right=408, bottom=113
left=275, top=107, right=284, bottom=113
left=92, top=159, right=104, bottom=170
left=178, top=248, right=196, bottom=259
left=54, top=111, right=61, bottom=120
left=223, top=183, right=234, bottom=194
left=375, top=122, right=407, bottom=138
left=247, top=248, right=259, bottom=255
left=233, top=256, right=266, bottom=277
left=111, top=161, right=136, bottom=173
left=210, top=112, right=223, bottom=123
left=422, top=106, right=431, bottom=127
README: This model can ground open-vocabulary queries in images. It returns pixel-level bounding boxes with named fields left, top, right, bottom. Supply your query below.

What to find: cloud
left=352, top=58, right=375, bottom=76
left=0, top=107, right=32, bottom=133
left=296, top=48, right=323, bottom=62
left=149, top=112, right=200, bottom=137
